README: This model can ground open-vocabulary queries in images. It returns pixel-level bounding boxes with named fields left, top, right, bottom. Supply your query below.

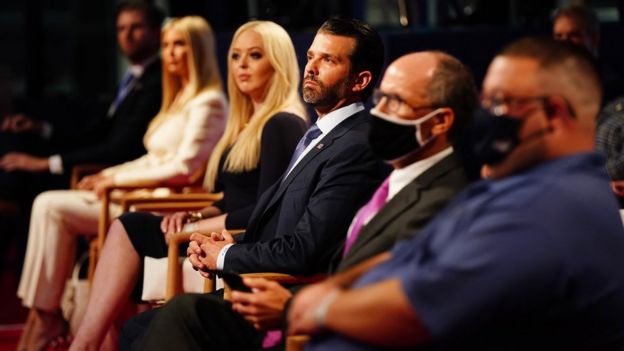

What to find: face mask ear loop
left=414, top=108, right=444, bottom=146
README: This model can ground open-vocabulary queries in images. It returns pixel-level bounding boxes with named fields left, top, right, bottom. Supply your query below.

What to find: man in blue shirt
left=288, top=37, right=624, bottom=350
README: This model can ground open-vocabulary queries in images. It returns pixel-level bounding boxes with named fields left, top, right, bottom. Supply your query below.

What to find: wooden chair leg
left=166, top=232, right=192, bottom=300
left=285, top=335, right=310, bottom=351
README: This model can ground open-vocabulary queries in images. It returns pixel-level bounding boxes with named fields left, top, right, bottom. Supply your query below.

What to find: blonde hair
left=144, top=16, right=223, bottom=142
left=204, top=20, right=307, bottom=190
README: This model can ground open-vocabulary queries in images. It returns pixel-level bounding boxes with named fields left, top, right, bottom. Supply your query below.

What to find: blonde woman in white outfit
left=16, top=16, right=227, bottom=351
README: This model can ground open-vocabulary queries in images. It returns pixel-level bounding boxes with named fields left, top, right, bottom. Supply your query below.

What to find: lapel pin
left=316, top=143, right=325, bottom=149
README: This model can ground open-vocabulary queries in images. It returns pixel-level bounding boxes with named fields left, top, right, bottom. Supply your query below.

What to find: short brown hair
left=554, top=5, right=600, bottom=37
left=318, top=18, right=385, bottom=102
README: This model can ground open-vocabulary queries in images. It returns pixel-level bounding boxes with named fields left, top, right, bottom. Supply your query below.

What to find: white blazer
left=102, top=89, right=227, bottom=185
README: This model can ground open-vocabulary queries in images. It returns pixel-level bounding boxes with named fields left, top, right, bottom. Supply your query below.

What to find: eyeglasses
left=372, top=89, right=436, bottom=115
left=480, top=93, right=549, bottom=117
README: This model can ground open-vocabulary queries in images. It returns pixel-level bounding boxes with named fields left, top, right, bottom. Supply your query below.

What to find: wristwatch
left=186, top=210, right=204, bottom=223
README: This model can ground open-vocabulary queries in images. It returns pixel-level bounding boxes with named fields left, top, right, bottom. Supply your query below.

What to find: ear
left=543, top=96, right=576, bottom=132
left=430, top=108, right=455, bottom=136
left=351, top=70, right=373, bottom=94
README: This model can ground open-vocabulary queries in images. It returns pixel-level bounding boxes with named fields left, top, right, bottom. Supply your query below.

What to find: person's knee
left=31, top=190, right=71, bottom=217
left=159, top=293, right=205, bottom=322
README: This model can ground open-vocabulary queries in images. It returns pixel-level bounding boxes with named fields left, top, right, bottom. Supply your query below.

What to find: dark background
left=1, top=0, right=622, bottom=123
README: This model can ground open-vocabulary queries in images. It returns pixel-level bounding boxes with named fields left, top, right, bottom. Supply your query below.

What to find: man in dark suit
left=0, top=0, right=163, bottom=202
left=213, top=51, right=476, bottom=348
left=0, top=1, right=163, bottom=271
left=120, top=18, right=386, bottom=350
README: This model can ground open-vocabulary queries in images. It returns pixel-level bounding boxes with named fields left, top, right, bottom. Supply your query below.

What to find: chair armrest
left=131, top=201, right=216, bottom=213
left=70, top=163, right=110, bottom=189
left=166, top=232, right=193, bottom=300
left=120, top=192, right=223, bottom=212
left=286, top=335, right=310, bottom=351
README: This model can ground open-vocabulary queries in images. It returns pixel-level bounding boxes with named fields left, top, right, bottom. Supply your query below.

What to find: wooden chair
left=87, top=164, right=219, bottom=279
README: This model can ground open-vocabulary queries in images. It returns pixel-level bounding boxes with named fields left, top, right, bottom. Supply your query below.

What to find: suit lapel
left=261, top=111, right=366, bottom=212
left=345, top=153, right=460, bottom=255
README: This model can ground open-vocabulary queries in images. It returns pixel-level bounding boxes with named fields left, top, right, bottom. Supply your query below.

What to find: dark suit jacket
left=333, top=152, right=469, bottom=273
left=59, top=59, right=162, bottom=170
left=224, top=110, right=386, bottom=275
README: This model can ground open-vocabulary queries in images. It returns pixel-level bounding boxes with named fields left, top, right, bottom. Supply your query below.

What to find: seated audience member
left=596, top=96, right=624, bottom=207
left=16, top=16, right=227, bottom=351
left=0, top=0, right=163, bottom=203
left=553, top=4, right=624, bottom=104
left=121, top=18, right=387, bottom=350
left=68, top=20, right=308, bottom=351
left=289, top=37, right=624, bottom=350
left=132, top=50, right=477, bottom=350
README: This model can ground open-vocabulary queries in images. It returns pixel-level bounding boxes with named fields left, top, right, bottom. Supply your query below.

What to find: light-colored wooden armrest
left=70, top=163, right=110, bottom=189
left=286, top=335, right=310, bottom=351
left=166, top=232, right=193, bottom=300
left=131, top=201, right=216, bottom=213
left=121, top=192, right=223, bottom=212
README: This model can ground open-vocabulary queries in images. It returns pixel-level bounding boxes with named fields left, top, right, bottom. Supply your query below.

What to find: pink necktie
left=262, top=330, right=282, bottom=348
left=342, top=177, right=390, bottom=256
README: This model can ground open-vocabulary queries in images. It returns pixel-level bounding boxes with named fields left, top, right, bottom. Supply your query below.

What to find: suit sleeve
left=59, top=76, right=162, bottom=170
left=224, top=113, right=307, bottom=229
left=104, top=94, right=226, bottom=185
left=224, top=139, right=383, bottom=275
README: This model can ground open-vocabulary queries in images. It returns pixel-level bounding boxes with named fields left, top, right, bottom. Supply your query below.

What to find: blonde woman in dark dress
left=69, top=20, right=307, bottom=351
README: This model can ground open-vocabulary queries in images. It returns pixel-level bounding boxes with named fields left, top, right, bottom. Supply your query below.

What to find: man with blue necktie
left=0, top=0, right=163, bottom=199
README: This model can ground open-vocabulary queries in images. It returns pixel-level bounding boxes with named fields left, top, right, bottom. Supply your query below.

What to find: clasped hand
left=187, top=230, right=234, bottom=275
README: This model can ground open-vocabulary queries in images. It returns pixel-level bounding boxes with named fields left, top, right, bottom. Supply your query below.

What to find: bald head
left=380, top=52, right=438, bottom=111
left=383, top=51, right=477, bottom=142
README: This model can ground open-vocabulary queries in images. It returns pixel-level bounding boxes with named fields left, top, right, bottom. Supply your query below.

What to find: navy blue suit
left=225, top=110, right=386, bottom=275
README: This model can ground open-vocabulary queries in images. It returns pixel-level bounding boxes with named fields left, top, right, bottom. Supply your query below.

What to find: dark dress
left=119, top=112, right=306, bottom=300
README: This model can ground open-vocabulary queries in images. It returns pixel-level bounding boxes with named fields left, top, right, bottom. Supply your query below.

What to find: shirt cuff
left=48, top=154, right=63, bottom=174
left=41, top=122, right=53, bottom=139
left=216, top=243, right=235, bottom=270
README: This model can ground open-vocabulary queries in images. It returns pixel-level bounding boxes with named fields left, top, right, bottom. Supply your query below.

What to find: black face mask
left=368, top=108, right=441, bottom=162
left=458, top=107, right=522, bottom=167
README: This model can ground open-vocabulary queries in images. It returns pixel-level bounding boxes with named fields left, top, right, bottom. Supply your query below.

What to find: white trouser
left=17, top=190, right=120, bottom=311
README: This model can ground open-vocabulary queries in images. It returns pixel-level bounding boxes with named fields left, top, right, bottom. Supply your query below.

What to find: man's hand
left=2, top=114, right=42, bottom=134
left=287, top=281, right=341, bottom=336
left=231, top=278, right=293, bottom=330
left=187, top=230, right=234, bottom=276
left=0, top=152, right=49, bottom=172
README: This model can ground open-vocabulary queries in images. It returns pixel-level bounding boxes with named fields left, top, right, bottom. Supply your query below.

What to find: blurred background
left=1, top=0, right=622, bottom=124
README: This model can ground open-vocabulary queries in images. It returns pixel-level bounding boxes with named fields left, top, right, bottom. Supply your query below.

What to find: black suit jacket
left=59, top=59, right=162, bottom=170
left=224, top=110, right=386, bottom=275
left=333, top=152, right=469, bottom=273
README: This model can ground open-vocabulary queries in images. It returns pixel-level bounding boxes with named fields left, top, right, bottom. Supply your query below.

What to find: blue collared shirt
left=309, top=152, right=624, bottom=350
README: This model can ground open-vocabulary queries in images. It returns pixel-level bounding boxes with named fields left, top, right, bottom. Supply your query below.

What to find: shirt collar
left=315, top=102, right=365, bottom=135
left=128, top=54, right=159, bottom=78
left=388, top=147, right=454, bottom=200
